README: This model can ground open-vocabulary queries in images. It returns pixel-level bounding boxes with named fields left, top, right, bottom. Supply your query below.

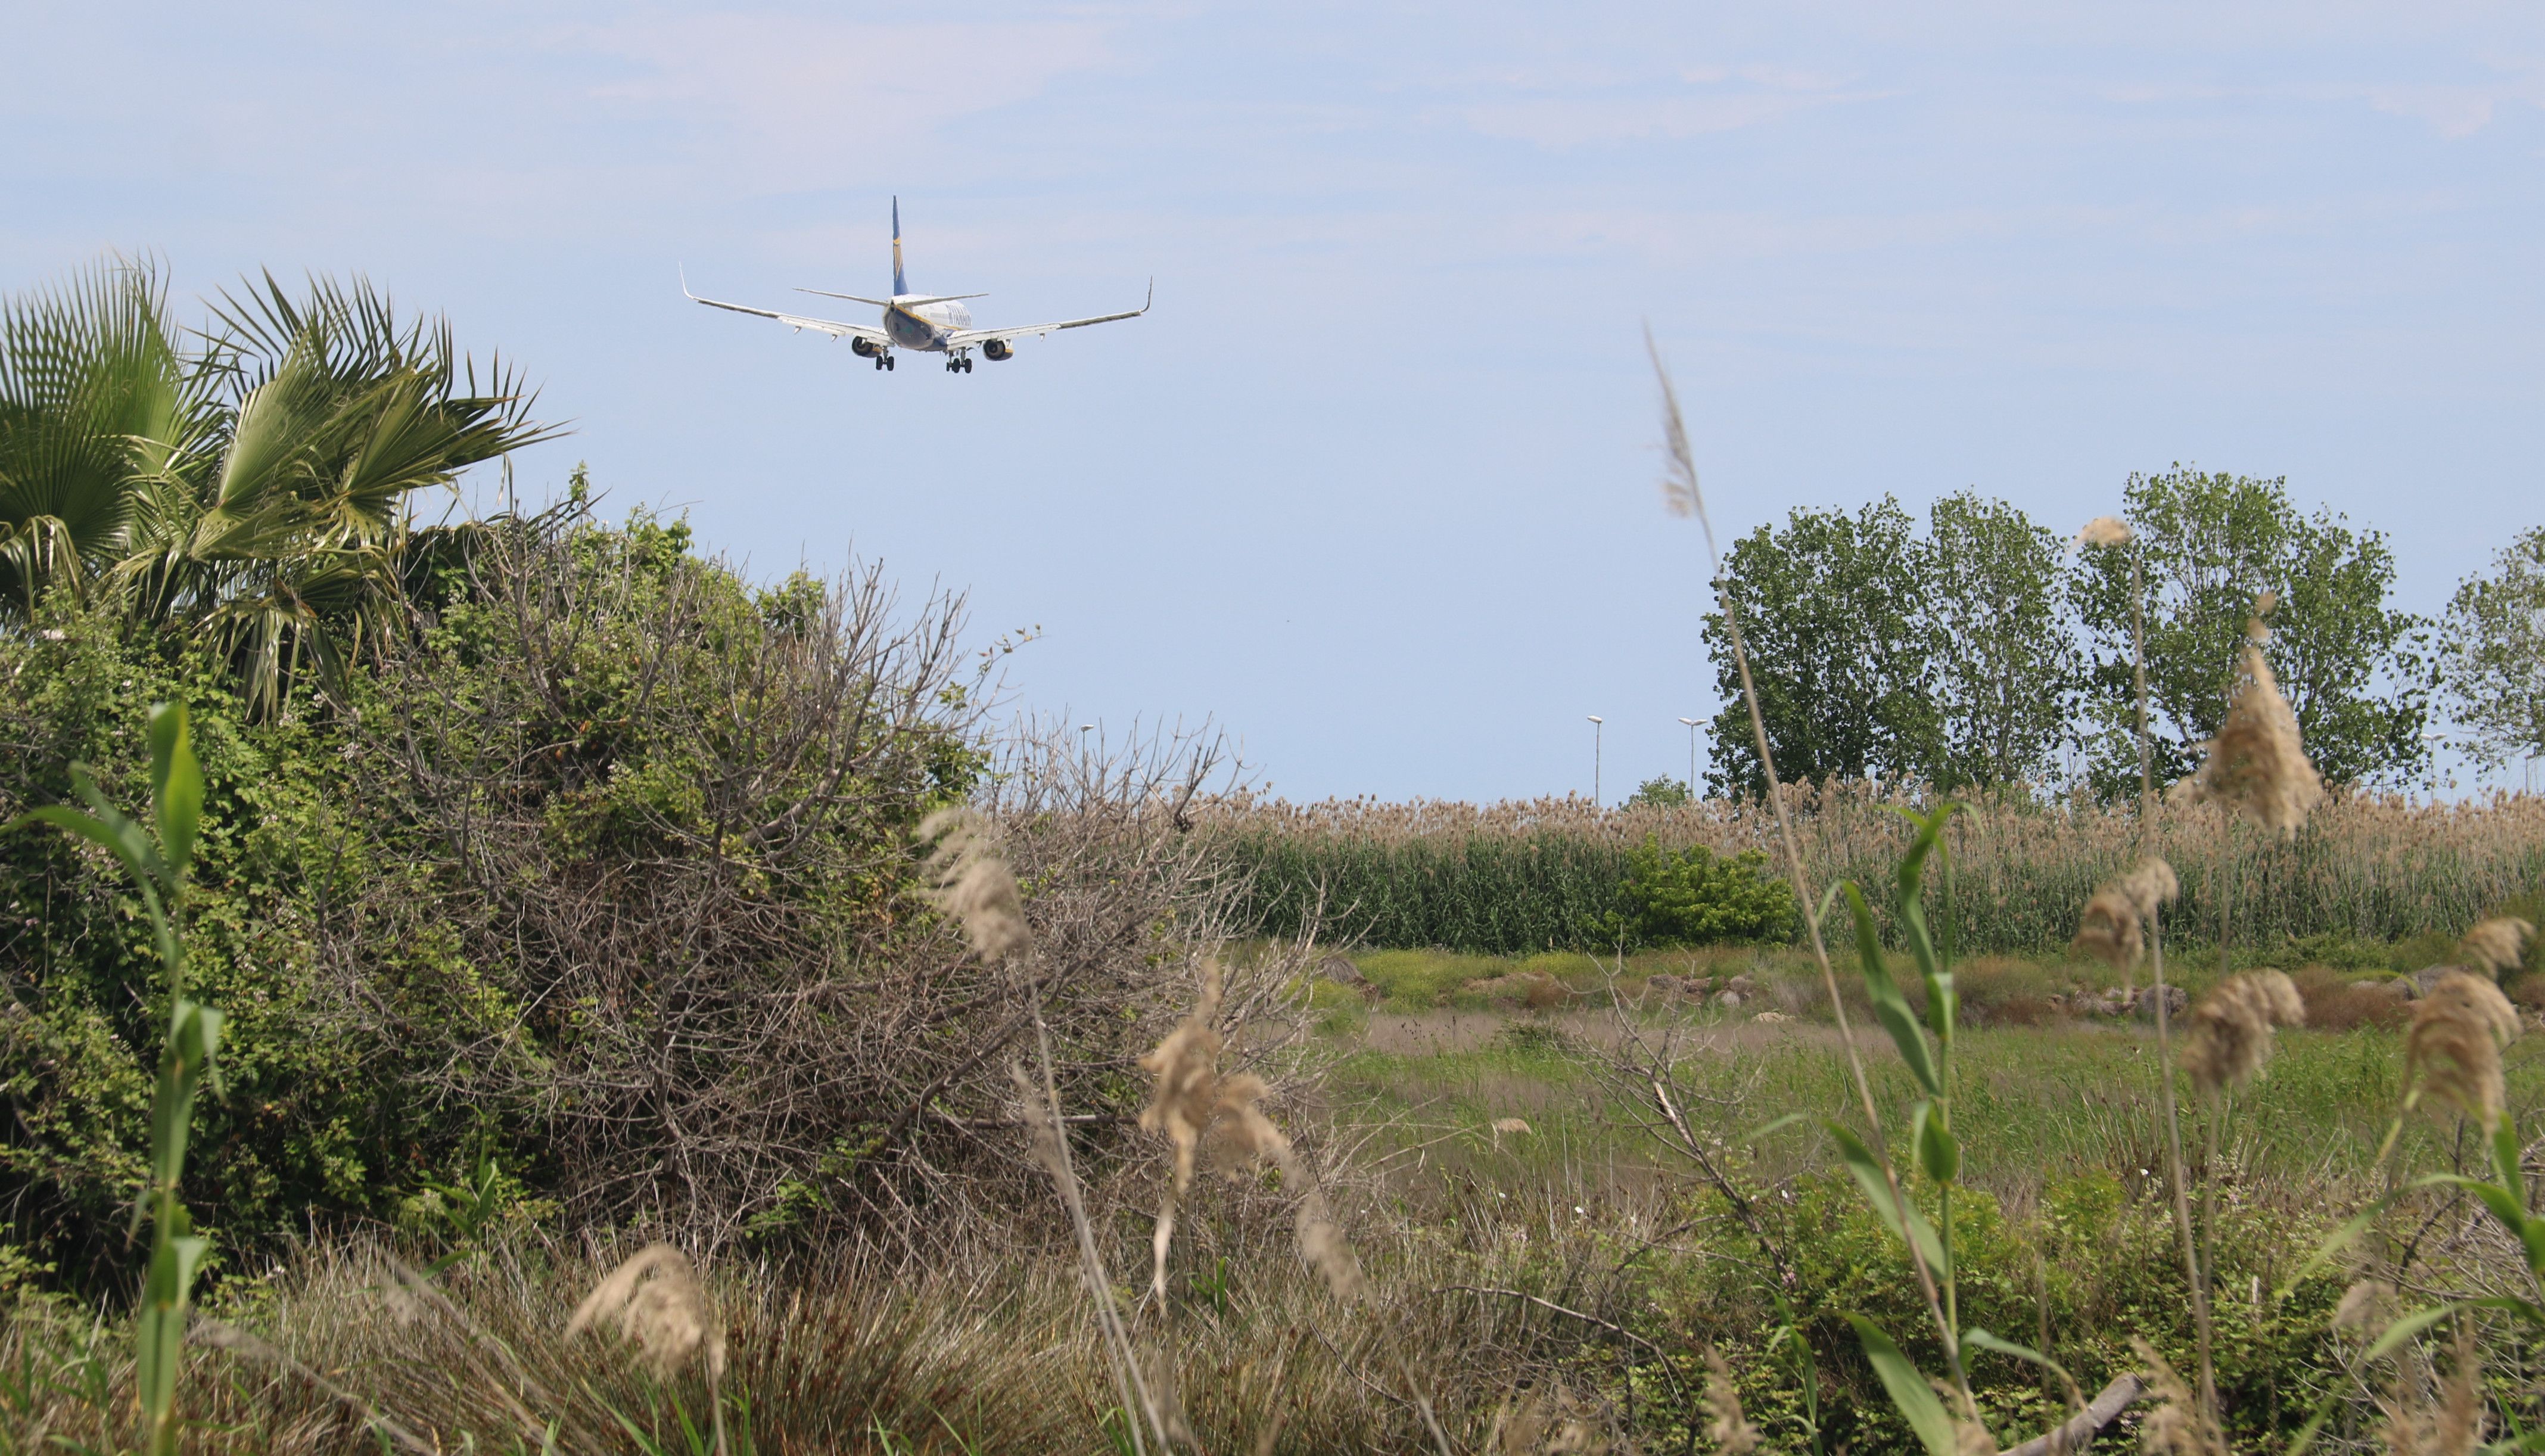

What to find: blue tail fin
left=891, top=196, right=907, bottom=297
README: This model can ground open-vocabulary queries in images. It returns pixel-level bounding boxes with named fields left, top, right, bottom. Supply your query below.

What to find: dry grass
left=0, top=1221, right=1646, bottom=1456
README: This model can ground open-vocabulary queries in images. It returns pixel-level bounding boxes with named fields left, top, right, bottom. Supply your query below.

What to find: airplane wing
left=683, top=271, right=889, bottom=346
left=942, top=279, right=1152, bottom=349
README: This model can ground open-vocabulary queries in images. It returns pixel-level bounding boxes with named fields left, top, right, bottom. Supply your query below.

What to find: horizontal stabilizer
left=795, top=288, right=990, bottom=307
left=792, top=287, right=892, bottom=307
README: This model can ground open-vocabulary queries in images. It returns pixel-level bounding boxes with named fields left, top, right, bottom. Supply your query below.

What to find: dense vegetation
left=1, top=505, right=1009, bottom=1286
left=1214, top=788, right=2545, bottom=955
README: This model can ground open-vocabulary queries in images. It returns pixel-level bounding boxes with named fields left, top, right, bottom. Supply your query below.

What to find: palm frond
left=0, top=254, right=220, bottom=609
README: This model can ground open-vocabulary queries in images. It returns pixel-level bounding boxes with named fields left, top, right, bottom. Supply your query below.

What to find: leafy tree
left=0, top=257, right=555, bottom=713
left=2440, top=524, right=2545, bottom=772
left=1620, top=839, right=1797, bottom=945
left=1625, top=775, right=1692, bottom=808
left=1925, top=491, right=2079, bottom=790
left=2071, top=466, right=2431, bottom=792
left=1704, top=497, right=1937, bottom=795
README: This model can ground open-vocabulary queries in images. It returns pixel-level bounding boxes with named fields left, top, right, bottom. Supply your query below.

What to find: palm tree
left=1, top=256, right=559, bottom=711
left=0, top=258, right=217, bottom=612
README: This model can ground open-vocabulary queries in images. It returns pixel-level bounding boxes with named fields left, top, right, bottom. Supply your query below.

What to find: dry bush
left=1954, top=957, right=2068, bottom=1026
left=2290, top=967, right=2412, bottom=1032
left=351, top=515, right=1312, bottom=1253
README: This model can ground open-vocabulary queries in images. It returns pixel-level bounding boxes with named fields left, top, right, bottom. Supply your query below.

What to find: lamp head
left=1586, top=715, right=1603, bottom=725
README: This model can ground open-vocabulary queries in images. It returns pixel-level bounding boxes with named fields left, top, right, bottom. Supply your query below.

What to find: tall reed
left=1208, top=785, right=2545, bottom=956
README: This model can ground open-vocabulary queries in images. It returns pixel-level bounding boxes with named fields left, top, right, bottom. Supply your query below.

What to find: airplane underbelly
left=885, top=311, right=938, bottom=350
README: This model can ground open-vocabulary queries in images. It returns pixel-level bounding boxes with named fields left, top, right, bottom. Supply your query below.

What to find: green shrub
left=1654, top=1171, right=2347, bottom=1456
left=1621, top=838, right=1797, bottom=945
left=0, top=505, right=1009, bottom=1292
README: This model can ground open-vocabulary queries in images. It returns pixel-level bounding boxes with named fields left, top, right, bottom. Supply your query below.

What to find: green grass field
left=1304, top=944, right=2545, bottom=1199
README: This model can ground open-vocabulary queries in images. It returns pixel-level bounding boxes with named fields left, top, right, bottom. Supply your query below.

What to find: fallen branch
left=2000, top=1372, right=2146, bottom=1456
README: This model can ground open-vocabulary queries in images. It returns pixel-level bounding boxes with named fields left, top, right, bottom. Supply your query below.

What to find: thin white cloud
left=2366, top=73, right=2543, bottom=137
left=560, top=13, right=1124, bottom=190
left=1460, top=86, right=1881, bottom=147
left=2097, top=61, right=2545, bottom=138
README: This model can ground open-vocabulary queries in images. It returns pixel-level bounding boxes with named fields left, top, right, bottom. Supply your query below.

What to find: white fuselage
left=883, top=297, right=975, bottom=352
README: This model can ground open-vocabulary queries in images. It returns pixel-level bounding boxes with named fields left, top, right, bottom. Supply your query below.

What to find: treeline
left=1699, top=475, right=2545, bottom=798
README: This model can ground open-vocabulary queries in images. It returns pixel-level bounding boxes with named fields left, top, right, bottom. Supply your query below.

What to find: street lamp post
left=1677, top=716, right=1701, bottom=798
left=1586, top=715, right=1604, bottom=805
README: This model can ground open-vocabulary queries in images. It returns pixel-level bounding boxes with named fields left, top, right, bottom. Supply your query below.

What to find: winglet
left=679, top=264, right=698, bottom=301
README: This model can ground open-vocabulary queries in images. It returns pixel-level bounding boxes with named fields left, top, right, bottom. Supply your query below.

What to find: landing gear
left=872, top=352, right=894, bottom=371
left=945, top=354, right=974, bottom=374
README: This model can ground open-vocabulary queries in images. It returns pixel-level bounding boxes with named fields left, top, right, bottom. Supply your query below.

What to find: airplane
left=681, top=197, right=1150, bottom=374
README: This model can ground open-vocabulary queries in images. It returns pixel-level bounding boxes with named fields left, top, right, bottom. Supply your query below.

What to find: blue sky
left=7, top=3, right=2540, bottom=799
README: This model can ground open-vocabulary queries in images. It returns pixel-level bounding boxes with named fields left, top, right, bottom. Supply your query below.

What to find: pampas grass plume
left=2132, top=1336, right=2226, bottom=1456
left=2076, top=517, right=2135, bottom=549
left=2183, top=969, right=2305, bottom=1096
left=2073, top=858, right=2179, bottom=969
left=567, top=1243, right=725, bottom=1382
left=2461, top=917, right=2535, bottom=979
left=2335, top=1280, right=2396, bottom=1332
left=914, top=808, right=1031, bottom=962
left=2188, top=627, right=2325, bottom=838
left=1703, top=1349, right=1759, bottom=1456
left=2406, top=970, right=2521, bottom=1131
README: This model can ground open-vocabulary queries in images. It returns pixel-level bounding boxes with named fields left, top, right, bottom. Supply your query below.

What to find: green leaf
left=2282, top=1383, right=2348, bottom=1456
left=2462, top=1295, right=2545, bottom=1329
left=1888, top=802, right=1960, bottom=907
left=183, top=1003, right=223, bottom=1097
left=1827, top=1121, right=1947, bottom=1277
left=1847, top=1315, right=1962, bottom=1456
left=2493, top=1118, right=2527, bottom=1209
left=1844, top=882, right=1940, bottom=1096
left=2364, top=1304, right=2461, bottom=1362
left=1914, top=1104, right=1959, bottom=1186
left=1886, top=803, right=1963, bottom=1039
left=1959, top=1327, right=2077, bottom=1394
left=14, top=795, right=163, bottom=895
left=2416, top=1172, right=2545, bottom=1272
left=2278, top=1197, right=2395, bottom=1298
left=1745, top=1111, right=1812, bottom=1143
left=147, top=702, right=201, bottom=878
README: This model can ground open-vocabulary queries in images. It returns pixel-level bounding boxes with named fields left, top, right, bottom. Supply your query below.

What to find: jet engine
left=982, top=338, right=1014, bottom=361
left=850, top=337, right=881, bottom=357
